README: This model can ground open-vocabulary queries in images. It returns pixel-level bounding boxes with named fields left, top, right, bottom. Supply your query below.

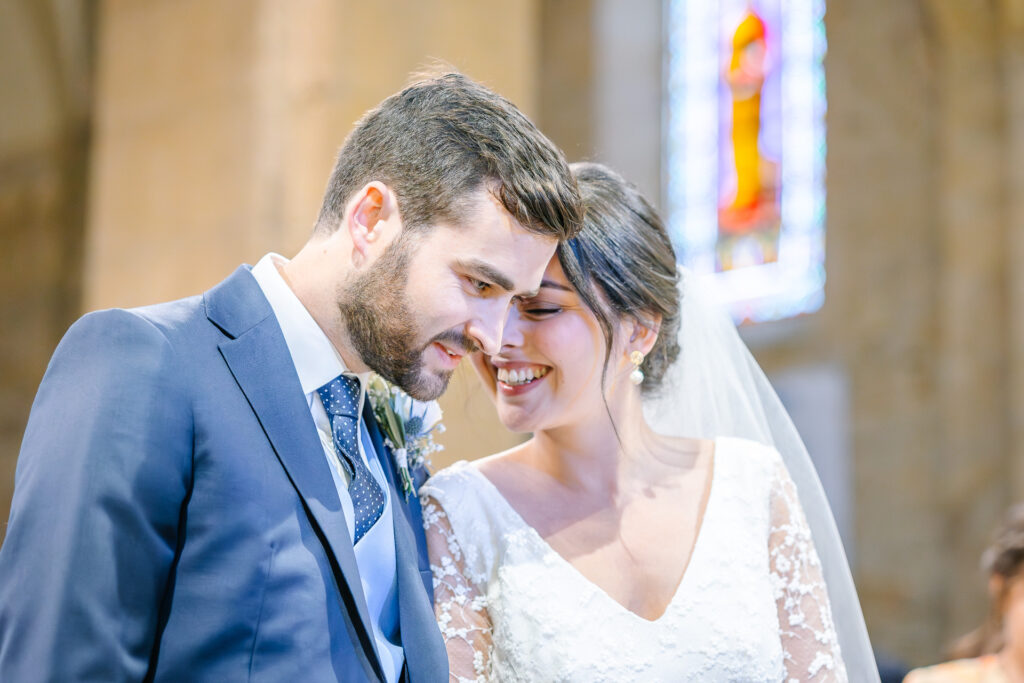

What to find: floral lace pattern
left=420, top=499, right=492, bottom=682
left=420, top=437, right=847, bottom=682
left=767, top=450, right=847, bottom=681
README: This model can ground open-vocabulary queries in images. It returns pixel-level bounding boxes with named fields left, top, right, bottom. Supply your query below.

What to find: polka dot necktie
left=317, top=375, right=385, bottom=544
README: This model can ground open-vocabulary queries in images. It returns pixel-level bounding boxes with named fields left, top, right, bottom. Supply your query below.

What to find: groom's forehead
left=448, top=187, right=519, bottom=232
left=419, top=193, right=540, bottom=251
left=407, top=226, right=552, bottom=294
left=405, top=189, right=555, bottom=284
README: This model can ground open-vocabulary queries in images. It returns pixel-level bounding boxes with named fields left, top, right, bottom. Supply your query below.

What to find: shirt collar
left=251, top=253, right=371, bottom=396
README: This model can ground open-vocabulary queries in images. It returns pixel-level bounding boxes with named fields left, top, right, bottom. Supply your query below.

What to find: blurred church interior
left=3, top=0, right=1024, bottom=671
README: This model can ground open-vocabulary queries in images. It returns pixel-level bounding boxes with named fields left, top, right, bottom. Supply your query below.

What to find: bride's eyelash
left=524, top=307, right=562, bottom=317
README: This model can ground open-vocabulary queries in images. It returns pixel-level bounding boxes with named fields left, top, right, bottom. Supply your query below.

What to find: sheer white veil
left=643, top=268, right=879, bottom=681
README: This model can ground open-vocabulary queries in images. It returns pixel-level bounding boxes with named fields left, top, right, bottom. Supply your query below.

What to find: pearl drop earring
left=629, top=350, right=645, bottom=386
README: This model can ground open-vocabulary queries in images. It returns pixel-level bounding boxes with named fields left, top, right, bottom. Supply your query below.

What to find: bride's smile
left=493, top=362, right=551, bottom=391
left=479, top=353, right=557, bottom=402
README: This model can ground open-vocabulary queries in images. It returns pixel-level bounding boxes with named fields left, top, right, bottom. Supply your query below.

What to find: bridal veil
left=643, top=268, right=880, bottom=681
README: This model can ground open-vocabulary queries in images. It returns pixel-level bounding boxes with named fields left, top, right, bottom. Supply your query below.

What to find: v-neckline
left=467, top=438, right=721, bottom=624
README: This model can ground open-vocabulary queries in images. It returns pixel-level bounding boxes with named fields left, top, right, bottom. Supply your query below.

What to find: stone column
left=1001, top=0, right=1024, bottom=502
left=825, top=0, right=947, bottom=661
left=591, top=0, right=663, bottom=208
left=536, top=0, right=663, bottom=208
left=927, top=0, right=1012, bottom=644
left=0, top=0, right=93, bottom=543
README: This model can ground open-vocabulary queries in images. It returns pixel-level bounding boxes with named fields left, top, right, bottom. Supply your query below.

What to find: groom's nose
left=466, top=298, right=508, bottom=357
left=497, top=305, right=525, bottom=349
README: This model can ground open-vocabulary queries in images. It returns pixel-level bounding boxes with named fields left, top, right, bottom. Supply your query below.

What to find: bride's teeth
left=497, top=365, right=550, bottom=386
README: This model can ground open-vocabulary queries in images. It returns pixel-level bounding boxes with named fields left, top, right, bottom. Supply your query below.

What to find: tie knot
left=317, top=374, right=361, bottom=418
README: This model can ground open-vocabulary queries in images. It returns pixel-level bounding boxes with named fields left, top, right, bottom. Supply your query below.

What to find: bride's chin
left=496, top=407, right=540, bottom=434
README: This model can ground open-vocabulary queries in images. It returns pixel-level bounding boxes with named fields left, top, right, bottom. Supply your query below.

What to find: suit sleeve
left=0, top=308, right=194, bottom=681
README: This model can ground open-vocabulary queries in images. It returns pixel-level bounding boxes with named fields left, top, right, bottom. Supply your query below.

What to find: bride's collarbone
left=481, top=445, right=711, bottom=506
left=483, top=463, right=710, bottom=542
left=477, top=455, right=714, bottom=619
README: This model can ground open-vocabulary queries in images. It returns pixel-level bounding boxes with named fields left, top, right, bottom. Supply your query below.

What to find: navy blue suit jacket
left=0, top=266, right=447, bottom=682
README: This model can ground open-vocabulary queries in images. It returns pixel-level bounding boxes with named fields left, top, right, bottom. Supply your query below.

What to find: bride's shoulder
left=421, top=459, right=479, bottom=496
left=419, top=461, right=492, bottom=533
left=421, top=445, right=533, bottom=515
left=712, top=437, right=788, bottom=484
left=472, top=443, right=531, bottom=480
left=420, top=446, right=518, bottom=499
left=714, top=436, right=783, bottom=462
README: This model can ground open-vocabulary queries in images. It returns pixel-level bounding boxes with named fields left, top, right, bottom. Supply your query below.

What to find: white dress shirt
left=251, top=253, right=404, bottom=683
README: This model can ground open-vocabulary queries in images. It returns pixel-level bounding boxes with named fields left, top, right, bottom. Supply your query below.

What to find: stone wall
left=824, top=0, right=1020, bottom=663
left=0, top=0, right=93, bottom=546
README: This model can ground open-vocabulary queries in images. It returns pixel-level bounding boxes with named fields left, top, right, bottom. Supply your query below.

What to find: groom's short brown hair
left=315, top=72, right=582, bottom=241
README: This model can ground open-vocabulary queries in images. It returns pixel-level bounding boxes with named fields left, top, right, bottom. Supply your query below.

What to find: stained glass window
left=665, top=0, right=827, bottom=323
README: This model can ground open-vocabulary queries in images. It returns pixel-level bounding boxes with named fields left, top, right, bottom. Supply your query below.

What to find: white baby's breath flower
left=393, top=388, right=412, bottom=418
left=417, top=400, right=443, bottom=434
left=394, top=447, right=408, bottom=470
left=366, top=373, right=445, bottom=498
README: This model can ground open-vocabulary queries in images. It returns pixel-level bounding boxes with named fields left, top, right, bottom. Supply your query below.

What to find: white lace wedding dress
left=420, top=437, right=847, bottom=682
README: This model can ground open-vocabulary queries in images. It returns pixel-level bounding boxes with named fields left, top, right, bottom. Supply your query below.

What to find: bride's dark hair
left=556, top=162, right=681, bottom=394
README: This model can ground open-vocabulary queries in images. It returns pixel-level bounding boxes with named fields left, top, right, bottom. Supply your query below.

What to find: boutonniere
left=366, top=375, right=445, bottom=499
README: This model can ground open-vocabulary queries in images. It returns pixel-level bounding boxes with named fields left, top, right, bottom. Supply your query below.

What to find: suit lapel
left=363, top=405, right=448, bottom=680
left=207, top=267, right=385, bottom=682
left=362, top=403, right=428, bottom=579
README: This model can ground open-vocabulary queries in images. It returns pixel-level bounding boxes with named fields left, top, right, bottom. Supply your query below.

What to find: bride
left=419, top=162, right=877, bottom=681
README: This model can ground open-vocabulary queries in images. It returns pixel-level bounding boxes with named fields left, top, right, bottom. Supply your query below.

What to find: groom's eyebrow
left=457, top=259, right=515, bottom=292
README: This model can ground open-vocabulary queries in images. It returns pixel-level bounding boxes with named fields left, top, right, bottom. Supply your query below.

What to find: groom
left=0, top=73, right=580, bottom=682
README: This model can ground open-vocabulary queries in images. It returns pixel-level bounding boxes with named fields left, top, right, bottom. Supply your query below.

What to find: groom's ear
left=346, top=181, right=398, bottom=265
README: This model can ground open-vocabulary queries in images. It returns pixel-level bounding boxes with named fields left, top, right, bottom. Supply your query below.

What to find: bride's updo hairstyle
left=556, top=162, right=681, bottom=394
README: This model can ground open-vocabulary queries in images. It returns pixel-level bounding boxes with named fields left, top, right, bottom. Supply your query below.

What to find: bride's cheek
left=469, top=353, right=497, bottom=395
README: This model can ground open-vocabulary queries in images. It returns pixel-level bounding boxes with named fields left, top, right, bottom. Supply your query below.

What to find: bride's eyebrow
left=539, top=279, right=573, bottom=292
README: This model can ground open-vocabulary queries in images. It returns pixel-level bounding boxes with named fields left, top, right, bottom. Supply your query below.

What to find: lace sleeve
left=421, top=495, right=493, bottom=683
left=768, top=457, right=849, bottom=682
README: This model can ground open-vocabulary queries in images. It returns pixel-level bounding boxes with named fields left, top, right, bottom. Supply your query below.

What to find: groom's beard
left=338, top=232, right=473, bottom=401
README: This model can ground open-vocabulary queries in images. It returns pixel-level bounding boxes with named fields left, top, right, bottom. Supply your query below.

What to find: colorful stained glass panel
left=666, top=0, right=827, bottom=323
